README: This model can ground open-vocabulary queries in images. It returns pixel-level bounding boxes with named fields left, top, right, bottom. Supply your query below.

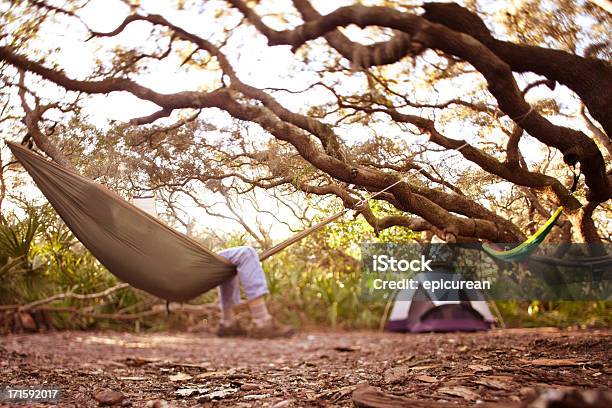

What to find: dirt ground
left=0, top=327, right=610, bottom=407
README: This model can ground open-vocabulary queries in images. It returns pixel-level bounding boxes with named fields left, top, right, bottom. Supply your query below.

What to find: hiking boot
left=216, top=321, right=247, bottom=337
left=248, top=318, right=294, bottom=339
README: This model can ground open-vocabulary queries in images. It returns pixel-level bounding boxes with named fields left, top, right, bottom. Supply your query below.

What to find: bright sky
left=2, top=0, right=600, bottom=243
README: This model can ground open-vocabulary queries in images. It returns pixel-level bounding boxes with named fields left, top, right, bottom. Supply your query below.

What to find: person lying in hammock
left=215, top=246, right=294, bottom=338
left=7, top=143, right=294, bottom=338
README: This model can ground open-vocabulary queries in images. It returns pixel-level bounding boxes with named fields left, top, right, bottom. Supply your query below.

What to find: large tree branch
left=215, top=95, right=516, bottom=241
left=360, top=158, right=464, bottom=196
left=422, top=2, right=612, bottom=138
left=89, top=13, right=347, bottom=161
left=341, top=103, right=581, bottom=209
left=16, top=72, right=75, bottom=170
left=298, top=182, right=432, bottom=234
left=293, top=0, right=612, bottom=138
left=299, top=183, right=483, bottom=243
left=292, top=0, right=416, bottom=69
left=0, top=46, right=230, bottom=110
left=227, top=0, right=610, bottom=202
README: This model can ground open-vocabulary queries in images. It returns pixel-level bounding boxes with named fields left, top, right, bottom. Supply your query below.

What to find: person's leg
left=217, top=275, right=240, bottom=325
left=214, top=275, right=246, bottom=336
left=217, top=246, right=292, bottom=337
left=218, top=246, right=269, bottom=301
left=218, top=246, right=271, bottom=325
left=215, top=246, right=263, bottom=335
left=246, top=293, right=272, bottom=326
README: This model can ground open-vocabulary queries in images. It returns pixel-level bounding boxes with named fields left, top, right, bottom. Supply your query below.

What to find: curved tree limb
left=227, top=0, right=610, bottom=202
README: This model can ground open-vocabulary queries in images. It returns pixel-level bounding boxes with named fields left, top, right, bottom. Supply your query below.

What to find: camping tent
left=385, top=270, right=495, bottom=333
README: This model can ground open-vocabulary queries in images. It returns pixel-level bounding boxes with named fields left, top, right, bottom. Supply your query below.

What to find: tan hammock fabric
left=8, top=142, right=236, bottom=302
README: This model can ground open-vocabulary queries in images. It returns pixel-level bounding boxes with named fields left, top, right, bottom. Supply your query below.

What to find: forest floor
left=0, top=327, right=610, bottom=407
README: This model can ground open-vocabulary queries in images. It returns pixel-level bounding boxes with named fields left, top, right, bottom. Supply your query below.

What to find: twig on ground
left=17, top=282, right=131, bottom=311
left=35, top=306, right=165, bottom=321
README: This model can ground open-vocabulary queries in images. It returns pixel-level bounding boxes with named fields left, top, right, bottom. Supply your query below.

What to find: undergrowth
left=0, top=204, right=609, bottom=332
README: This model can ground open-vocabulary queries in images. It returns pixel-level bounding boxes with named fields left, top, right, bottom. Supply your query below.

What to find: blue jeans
left=217, top=246, right=269, bottom=309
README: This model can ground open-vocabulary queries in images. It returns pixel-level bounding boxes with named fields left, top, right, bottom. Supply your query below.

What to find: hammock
left=7, top=142, right=346, bottom=301
left=482, top=206, right=564, bottom=262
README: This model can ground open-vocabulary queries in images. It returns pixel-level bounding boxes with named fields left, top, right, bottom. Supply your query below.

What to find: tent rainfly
left=385, top=270, right=495, bottom=333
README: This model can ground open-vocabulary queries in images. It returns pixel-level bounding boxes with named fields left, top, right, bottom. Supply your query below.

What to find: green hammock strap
left=482, top=206, right=564, bottom=262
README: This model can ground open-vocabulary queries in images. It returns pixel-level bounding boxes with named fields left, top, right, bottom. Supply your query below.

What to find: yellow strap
left=484, top=206, right=564, bottom=256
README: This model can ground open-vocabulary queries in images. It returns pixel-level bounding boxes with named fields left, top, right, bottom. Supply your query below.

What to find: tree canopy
left=0, top=0, right=610, bottom=244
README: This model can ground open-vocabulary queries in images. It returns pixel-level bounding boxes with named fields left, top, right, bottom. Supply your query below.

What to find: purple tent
left=385, top=272, right=495, bottom=333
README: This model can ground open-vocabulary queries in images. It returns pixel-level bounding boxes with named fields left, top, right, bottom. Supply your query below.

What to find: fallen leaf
left=197, top=388, right=238, bottom=402
left=472, top=377, right=512, bottom=390
left=243, top=394, right=271, bottom=400
left=468, top=364, right=492, bottom=372
left=354, top=385, right=459, bottom=407
left=409, top=364, right=439, bottom=371
left=240, top=383, right=262, bottom=391
left=316, top=385, right=357, bottom=399
left=118, top=376, right=148, bottom=381
left=522, top=358, right=581, bottom=367
left=105, top=361, right=127, bottom=368
left=195, top=371, right=222, bottom=379
left=438, top=385, right=480, bottom=401
left=195, top=371, right=245, bottom=380
left=414, top=375, right=437, bottom=383
left=169, top=372, right=193, bottom=382
left=383, top=366, right=411, bottom=384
